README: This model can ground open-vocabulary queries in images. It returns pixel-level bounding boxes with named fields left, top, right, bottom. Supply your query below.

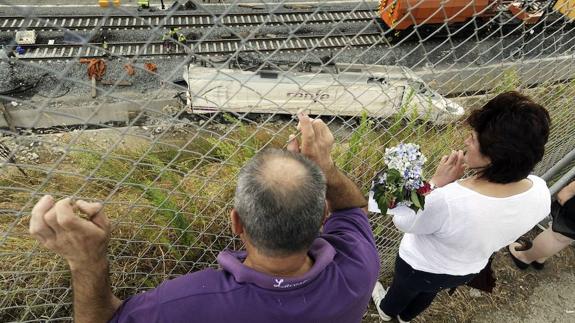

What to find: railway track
left=14, top=32, right=386, bottom=60
left=0, top=9, right=376, bottom=32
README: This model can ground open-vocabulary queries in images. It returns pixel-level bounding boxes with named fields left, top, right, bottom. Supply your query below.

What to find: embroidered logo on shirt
left=273, top=279, right=284, bottom=288
left=272, top=278, right=308, bottom=289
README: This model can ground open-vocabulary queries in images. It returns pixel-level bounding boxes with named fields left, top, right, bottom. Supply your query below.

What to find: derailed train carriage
left=378, top=0, right=575, bottom=36
left=183, top=62, right=465, bottom=125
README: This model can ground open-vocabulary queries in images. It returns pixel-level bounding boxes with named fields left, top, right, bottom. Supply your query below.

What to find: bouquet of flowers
left=370, top=143, right=431, bottom=215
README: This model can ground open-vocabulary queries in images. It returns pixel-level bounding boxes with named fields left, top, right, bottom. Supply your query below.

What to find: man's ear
left=230, top=209, right=244, bottom=235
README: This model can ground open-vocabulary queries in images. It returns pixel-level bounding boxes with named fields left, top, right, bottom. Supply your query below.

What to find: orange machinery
left=99, top=0, right=121, bottom=7
left=378, top=0, right=565, bottom=30
left=379, top=0, right=496, bottom=30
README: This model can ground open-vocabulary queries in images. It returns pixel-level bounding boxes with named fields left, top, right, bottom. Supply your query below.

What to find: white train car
left=183, top=63, right=464, bottom=124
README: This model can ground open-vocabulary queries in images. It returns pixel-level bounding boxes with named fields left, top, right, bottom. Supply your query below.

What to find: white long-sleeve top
left=389, top=175, right=550, bottom=275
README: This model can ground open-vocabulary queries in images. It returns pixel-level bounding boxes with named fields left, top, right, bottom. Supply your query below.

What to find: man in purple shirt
left=29, top=113, right=380, bottom=323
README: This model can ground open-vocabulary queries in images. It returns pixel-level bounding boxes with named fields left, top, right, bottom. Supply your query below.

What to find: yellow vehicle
left=553, top=0, right=575, bottom=21
left=99, top=0, right=120, bottom=7
left=138, top=0, right=150, bottom=9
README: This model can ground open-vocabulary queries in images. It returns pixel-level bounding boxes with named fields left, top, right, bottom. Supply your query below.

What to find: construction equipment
left=553, top=0, right=575, bottom=21
left=378, top=0, right=572, bottom=33
left=99, top=0, right=121, bottom=7
left=138, top=0, right=151, bottom=10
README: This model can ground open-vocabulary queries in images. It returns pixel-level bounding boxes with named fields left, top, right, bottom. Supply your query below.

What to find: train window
left=367, top=77, right=388, bottom=85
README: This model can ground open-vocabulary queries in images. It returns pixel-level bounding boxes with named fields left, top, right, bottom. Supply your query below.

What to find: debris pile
left=124, top=64, right=135, bottom=76
left=79, top=58, right=107, bottom=80
left=145, top=62, right=158, bottom=73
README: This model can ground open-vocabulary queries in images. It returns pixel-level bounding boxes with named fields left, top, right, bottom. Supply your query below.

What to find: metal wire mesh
left=0, top=0, right=574, bottom=321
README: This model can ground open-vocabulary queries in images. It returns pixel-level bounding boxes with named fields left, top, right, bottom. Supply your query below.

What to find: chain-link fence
left=1, top=0, right=574, bottom=321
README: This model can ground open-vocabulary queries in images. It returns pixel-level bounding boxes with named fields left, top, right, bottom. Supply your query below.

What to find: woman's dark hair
left=467, top=91, right=551, bottom=184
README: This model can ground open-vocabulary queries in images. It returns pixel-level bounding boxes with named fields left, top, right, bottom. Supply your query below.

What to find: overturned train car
left=183, top=63, right=465, bottom=124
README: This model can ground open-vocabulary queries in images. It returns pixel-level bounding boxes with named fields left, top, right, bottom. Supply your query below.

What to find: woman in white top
left=371, top=91, right=552, bottom=323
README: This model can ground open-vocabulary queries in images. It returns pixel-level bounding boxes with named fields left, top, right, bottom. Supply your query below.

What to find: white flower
left=383, top=143, right=427, bottom=190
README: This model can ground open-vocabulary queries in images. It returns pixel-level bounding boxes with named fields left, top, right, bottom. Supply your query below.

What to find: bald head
left=234, top=149, right=327, bottom=257
left=258, top=154, right=310, bottom=196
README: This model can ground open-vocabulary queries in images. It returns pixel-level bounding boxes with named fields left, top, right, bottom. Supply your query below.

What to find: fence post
left=542, top=147, right=575, bottom=182
left=549, top=164, right=575, bottom=197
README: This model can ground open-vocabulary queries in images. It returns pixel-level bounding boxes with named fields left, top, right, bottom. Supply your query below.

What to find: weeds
left=492, top=69, right=521, bottom=94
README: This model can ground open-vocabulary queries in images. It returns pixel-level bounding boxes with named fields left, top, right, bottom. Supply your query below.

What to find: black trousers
left=380, top=256, right=476, bottom=321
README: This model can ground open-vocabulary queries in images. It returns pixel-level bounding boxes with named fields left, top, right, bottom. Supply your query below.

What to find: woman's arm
left=391, top=190, right=449, bottom=234
left=390, top=150, right=463, bottom=234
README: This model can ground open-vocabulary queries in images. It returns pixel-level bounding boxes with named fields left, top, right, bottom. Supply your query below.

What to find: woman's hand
left=557, top=181, right=575, bottom=206
left=430, top=150, right=465, bottom=188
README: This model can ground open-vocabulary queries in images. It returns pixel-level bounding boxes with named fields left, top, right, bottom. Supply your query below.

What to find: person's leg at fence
left=379, top=261, right=439, bottom=322
left=378, top=272, right=419, bottom=318
left=397, top=291, right=439, bottom=322
left=509, top=227, right=573, bottom=265
left=373, top=256, right=419, bottom=320
left=376, top=256, right=476, bottom=322
left=391, top=270, right=474, bottom=322
left=509, top=190, right=575, bottom=268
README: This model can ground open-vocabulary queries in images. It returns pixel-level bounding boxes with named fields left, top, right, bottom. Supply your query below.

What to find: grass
left=0, top=110, right=461, bottom=321
left=1, top=73, right=575, bottom=322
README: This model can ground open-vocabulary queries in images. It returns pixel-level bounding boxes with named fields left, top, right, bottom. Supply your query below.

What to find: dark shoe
left=514, top=239, right=546, bottom=270
left=509, top=239, right=532, bottom=270
left=509, top=251, right=530, bottom=270
left=531, top=261, right=545, bottom=270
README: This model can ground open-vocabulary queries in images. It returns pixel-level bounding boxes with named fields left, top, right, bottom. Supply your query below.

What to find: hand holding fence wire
left=29, top=196, right=110, bottom=268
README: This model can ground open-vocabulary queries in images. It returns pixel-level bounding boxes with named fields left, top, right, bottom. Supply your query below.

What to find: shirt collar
left=216, top=238, right=336, bottom=290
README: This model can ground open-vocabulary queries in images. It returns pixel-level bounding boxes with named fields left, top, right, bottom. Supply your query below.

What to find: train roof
left=186, top=63, right=425, bottom=84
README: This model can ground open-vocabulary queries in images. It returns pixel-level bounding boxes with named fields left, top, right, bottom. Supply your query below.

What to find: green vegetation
left=0, top=107, right=460, bottom=322
left=492, top=69, right=522, bottom=94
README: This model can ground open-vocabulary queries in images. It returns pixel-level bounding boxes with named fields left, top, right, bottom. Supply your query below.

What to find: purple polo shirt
left=109, top=208, right=379, bottom=323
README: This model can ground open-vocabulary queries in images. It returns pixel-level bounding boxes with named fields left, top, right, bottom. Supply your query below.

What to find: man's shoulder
left=111, top=268, right=245, bottom=322
left=157, top=267, right=243, bottom=303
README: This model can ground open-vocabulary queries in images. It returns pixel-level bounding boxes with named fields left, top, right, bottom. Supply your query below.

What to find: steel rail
left=13, top=32, right=385, bottom=60
left=0, top=9, right=377, bottom=32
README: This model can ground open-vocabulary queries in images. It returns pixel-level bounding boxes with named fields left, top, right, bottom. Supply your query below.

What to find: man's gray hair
left=234, top=148, right=327, bottom=257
